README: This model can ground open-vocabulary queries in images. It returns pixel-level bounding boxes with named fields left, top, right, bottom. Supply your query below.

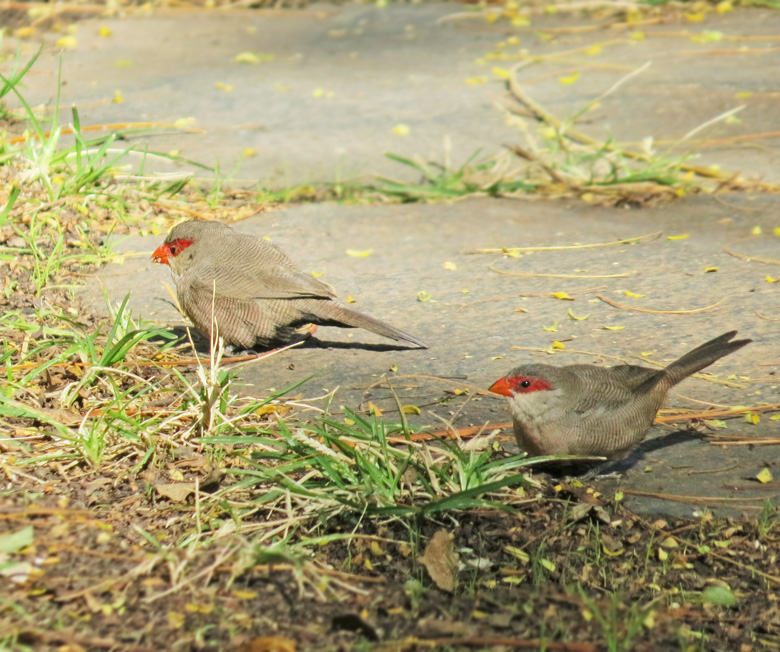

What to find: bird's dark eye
left=520, top=380, right=532, bottom=389
left=169, top=244, right=178, bottom=255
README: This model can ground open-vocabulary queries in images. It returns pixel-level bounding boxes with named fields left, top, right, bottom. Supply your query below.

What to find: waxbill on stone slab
left=150, top=219, right=427, bottom=350
left=489, top=331, right=750, bottom=461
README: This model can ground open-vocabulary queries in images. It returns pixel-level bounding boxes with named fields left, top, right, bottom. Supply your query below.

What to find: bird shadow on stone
left=540, top=429, right=705, bottom=480
left=159, top=327, right=418, bottom=356
left=300, top=337, right=420, bottom=353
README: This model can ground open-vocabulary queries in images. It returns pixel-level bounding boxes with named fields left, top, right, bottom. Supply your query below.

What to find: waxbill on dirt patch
left=489, top=331, right=750, bottom=460
left=150, top=219, right=427, bottom=349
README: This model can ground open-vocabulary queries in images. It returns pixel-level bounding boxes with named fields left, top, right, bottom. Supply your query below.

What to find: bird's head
left=151, top=219, right=229, bottom=270
left=150, top=237, right=194, bottom=265
left=489, top=364, right=570, bottom=422
left=489, top=374, right=554, bottom=397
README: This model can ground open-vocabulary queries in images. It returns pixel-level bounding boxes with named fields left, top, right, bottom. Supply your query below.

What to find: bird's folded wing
left=567, top=376, right=643, bottom=417
left=187, top=260, right=335, bottom=301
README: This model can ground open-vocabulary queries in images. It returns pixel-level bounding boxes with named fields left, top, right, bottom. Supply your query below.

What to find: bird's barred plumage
left=152, top=219, right=427, bottom=349
left=490, top=331, right=750, bottom=460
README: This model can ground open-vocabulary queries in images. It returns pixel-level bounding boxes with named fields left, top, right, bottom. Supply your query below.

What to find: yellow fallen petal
left=112, top=90, right=123, bottom=104
left=667, top=233, right=689, bottom=241
left=311, top=269, right=325, bottom=278
left=215, top=82, right=234, bottom=92
left=756, top=467, right=773, bottom=483
left=766, top=276, right=778, bottom=283
left=168, top=611, right=185, bottom=629
left=56, top=35, right=78, bottom=48
left=716, top=0, right=733, bottom=12
left=174, top=117, right=196, bottom=128
left=99, top=26, right=112, bottom=37
left=232, top=590, right=258, bottom=600
left=558, top=72, right=580, bottom=85
left=443, top=261, right=457, bottom=271
left=630, top=30, right=645, bottom=41
left=550, top=292, right=574, bottom=301
left=368, top=401, right=382, bottom=417
left=14, top=26, right=36, bottom=38
left=543, top=322, right=559, bottom=332
left=552, top=341, right=566, bottom=350
left=401, top=405, right=421, bottom=415
left=392, top=124, right=410, bottom=136
left=584, top=44, right=601, bottom=56
left=704, top=267, right=718, bottom=273
left=602, top=325, right=624, bottom=330
left=234, top=51, right=260, bottom=64
left=751, top=225, right=763, bottom=236
left=465, top=77, right=487, bottom=85
left=492, top=67, right=511, bottom=79
left=567, top=309, right=589, bottom=321
left=624, top=290, right=645, bottom=298
left=744, top=412, right=760, bottom=424
left=417, top=291, right=432, bottom=302
left=774, top=227, right=780, bottom=236
left=243, top=148, right=257, bottom=158
left=346, top=249, right=373, bottom=258
left=346, top=296, right=356, bottom=304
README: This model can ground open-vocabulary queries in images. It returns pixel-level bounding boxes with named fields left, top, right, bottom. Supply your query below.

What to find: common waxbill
left=150, top=219, right=427, bottom=349
left=489, top=331, right=750, bottom=460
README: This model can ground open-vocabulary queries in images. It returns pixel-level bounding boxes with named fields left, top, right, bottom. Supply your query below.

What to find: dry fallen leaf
left=156, top=483, right=195, bottom=503
left=419, top=530, right=459, bottom=592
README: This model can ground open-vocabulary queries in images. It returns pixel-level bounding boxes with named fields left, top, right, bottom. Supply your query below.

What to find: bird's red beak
left=151, top=244, right=170, bottom=265
left=489, top=377, right=513, bottom=397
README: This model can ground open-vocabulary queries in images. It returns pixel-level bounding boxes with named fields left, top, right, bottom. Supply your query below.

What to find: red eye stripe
left=166, top=238, right=194, bottom=256
left=507, top=376, right=553, bottom=394
left=488, top=375, right=552, bottom=396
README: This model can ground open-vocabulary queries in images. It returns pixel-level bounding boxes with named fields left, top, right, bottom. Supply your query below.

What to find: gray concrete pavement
left=6, top=1, right=779, bottom=517
left=5, top=3, right=780, bottom=187
left=88, top=195, right=780, bottom=518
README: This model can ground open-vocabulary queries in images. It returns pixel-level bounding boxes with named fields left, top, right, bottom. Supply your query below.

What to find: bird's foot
left=291, top=324, right=318, bottom=343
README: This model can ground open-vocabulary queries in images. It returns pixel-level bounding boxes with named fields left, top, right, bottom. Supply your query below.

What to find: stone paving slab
left=6, top=0, right=780, bottom=518
left=86, top=194, right=780, bottom=519
left=5, top=4, right=780, bottom=186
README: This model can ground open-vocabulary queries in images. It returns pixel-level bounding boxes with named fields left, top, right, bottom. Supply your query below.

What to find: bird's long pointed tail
left=661, top=331, right=750, bottom=388
left=315, top=303, right=428, bottom=348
